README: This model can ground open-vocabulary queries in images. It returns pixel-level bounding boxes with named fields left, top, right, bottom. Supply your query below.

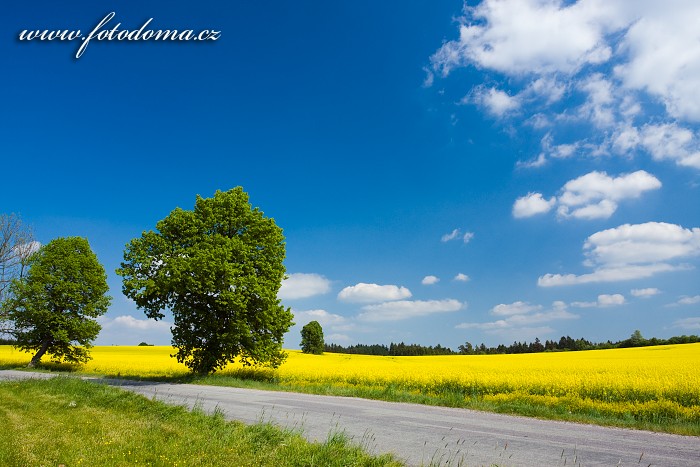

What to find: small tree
left=117, top=188, right=294, bottom=374
left=300, top=320, right=324, bottom=354
left=3, top=237, right=111, bottom=367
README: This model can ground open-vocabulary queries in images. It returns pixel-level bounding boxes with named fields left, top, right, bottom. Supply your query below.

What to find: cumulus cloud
left=557, top=170, right=662, bottom=219
left=630, top=288, right=661, bottom=298
left=358, top=299, right=464, bottom=322
left=326, top=333, right=354, bottom=345
left=516, top=170, right=661, bottom=220
left=513, top=193, right=556, bottom=218
left=454, top=273, right=470, bottom=282
left=456, top=301, right=578, bottom=331
left=96, top=315, right=173, bottom=345
left=292, top=309, right=347, bottom=327
left=430, top=0, right=700, bottom=171
left=667, top=295, right=700, bottom=307
left=431, top=0, right=622, bottom=76
left=467, top=86, right=520, bottom=117
left=279, top=273, right=331, bottom=300
left=597, top=294, right=626, bottom=307
left=570, top=294, right=625, bottom=308
left=614, top=5, right=700, bottom=122
left=338, top=283, right=412, bottom=303
left=671, top=317, right=700, bottom=330
left=491, top=301, right=542, bottom=316
left=539, top=222, right=700, bottom=286
left=638, top=124, right=700, bottom=169
left=422, top=275, right=440, bottom=285
left=108, top=315, right=171, bottom=331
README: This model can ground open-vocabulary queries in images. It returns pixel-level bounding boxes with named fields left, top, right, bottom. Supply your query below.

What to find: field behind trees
left=1, top=343, right=699, bottom=435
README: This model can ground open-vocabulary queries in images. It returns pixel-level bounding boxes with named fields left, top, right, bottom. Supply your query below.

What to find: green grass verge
left=6, top=362, right=700, bottom=437
left=0, top=377, right=402, bottom=467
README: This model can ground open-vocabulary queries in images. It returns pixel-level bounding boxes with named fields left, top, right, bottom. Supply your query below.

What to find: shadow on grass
left=0, top=361, right=83, bottom=373
left=100, top=367, right=281, bottom=386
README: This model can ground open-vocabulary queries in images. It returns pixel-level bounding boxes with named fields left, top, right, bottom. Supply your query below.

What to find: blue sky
left=2, top=1, right=699, bottom=349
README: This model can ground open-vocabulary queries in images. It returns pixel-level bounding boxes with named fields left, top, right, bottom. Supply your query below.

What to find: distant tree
left=137, top=342, right=153, bottom=347
left=630, top=330, right=645, bottom=345
left=300, top=320, right=324, bottom=354
left=117, top=188, right=293, bottom=374
left=3, top=237, right=111, bottom=367
left=0, top=214, right=37, bottom=336
left=458, top=341, right=473, bottom=355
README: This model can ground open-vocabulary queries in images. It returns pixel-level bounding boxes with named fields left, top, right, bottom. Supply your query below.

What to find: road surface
left=1, top=370, right=698, bottom=466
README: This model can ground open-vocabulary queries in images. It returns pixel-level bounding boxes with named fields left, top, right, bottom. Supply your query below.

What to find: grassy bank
left=0, top=377, right=401, bottom=466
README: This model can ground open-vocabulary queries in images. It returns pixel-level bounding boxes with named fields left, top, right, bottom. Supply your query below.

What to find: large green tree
left=117, top=188, right=294, bottom=374
left=300, top=320, right=324, bottom=355
left=3, top=237, right=111, bottom=367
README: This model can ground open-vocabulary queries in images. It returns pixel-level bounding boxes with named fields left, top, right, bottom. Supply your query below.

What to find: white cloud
left=556, top=170, right=661, bottom=219
left=279, top=273, right=331, bottom=300
left=671, top=317, right=700, bottom=330
left=441, top=228, right=461, bottom=242
left=326, top=333, right=354, bottom=345
left=638, top=123, right=700, bottom=169
left=491, top=301, right=542, bottom=316
left=430, top=0, right=700, bottom=172
left=422, top=66, right=434, bottom=88
left=578, top=73, right=616, bottom=128
left=468, top=86, right=520, bottom=117
left=457, top=301, right=578, bottom=331
left=570, top=294, right=625, bottom=308
left=358, top=299, right=464, bottom=322
left=512, top=192, right=556, bottom=218
left=668, top=295, right=700, bottom=307
left=630, top=288, right=661, bottom=298
left=431, top=0, right=623, bottom=76
left=614, top=5, right=700, bottom=122
left=517, top=170, right=661, bottom=221
left=454, top=273, right=470, bottom=282
left=292, top=309, right=346, bottom=327
left=597, top=294, right=626, bottom=307
left=422, top=275, right=440, bottom=285
left=96, top=315, right=173, bottom=345
left=539, top=222, right=700, bottom=286
left=337, top=283, right=412, bottom=303
left=100, top=315, right=171, bottom=331
left=441, top=228, right=474, bottom=243
left=539, top=264, right=683, bottom=287
left=518, top=152, right=548, bottom=169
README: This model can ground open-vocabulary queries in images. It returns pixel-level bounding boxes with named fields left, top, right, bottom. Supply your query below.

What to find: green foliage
left=117, top=187, right=294, bottom=374
left=300, top=320, right=324, bottom=354
left=2, top=237, right=110, bottom=366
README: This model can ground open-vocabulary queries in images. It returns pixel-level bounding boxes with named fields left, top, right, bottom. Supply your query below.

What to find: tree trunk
left=27, top=339, right=51, bottom=368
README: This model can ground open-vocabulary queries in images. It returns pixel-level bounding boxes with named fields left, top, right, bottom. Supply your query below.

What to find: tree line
left=324, top=331, right=700, bottom=356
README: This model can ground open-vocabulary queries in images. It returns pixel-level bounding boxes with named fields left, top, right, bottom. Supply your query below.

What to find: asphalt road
left=1, top=370, right=698, bottom=466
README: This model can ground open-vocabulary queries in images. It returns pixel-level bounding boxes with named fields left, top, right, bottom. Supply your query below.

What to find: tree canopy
left=300, top=320, right=324, bottom=354
left=117, top=187, right=294, bottom=374
left=3, top=237, right=111, bottom=367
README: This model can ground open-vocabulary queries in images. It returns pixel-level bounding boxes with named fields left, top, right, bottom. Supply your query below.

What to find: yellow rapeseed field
left=2, top=343, right=699, bottom=425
